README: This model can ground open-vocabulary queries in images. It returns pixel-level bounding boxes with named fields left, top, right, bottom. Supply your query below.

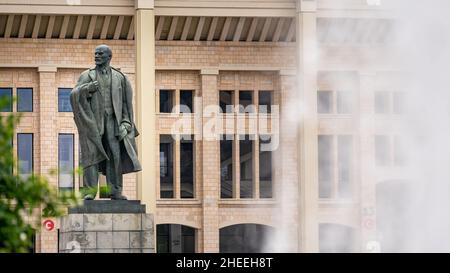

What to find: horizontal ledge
left=218, top=199, right=277, bottom=207
left=0, top=63, right=294, bottom=72
left=0, top=5, right=135, bottom=15
left=156, top=199, right=202, bottom=207
left=155, top=8, right=296, bottom=18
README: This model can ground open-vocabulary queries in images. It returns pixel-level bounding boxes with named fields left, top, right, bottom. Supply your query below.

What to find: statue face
left=94, top=45, right=111, bottom=66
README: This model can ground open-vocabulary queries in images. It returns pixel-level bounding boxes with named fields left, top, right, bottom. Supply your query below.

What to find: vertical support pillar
left=359, top=72, right=378, bottom=252
left=279, top=70, right=300, bottom=252
left=296, top=0, right=319, bottom=252
left=38, top=65, right=58, bottom=253
left=135, top=0, right=156, bottom=214
left=200, top=69, right=220, bottom=252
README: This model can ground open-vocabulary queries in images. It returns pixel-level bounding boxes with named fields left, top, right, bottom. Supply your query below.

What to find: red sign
left=43, top=219, right=55, bottom=231
left=363, top=218, right=375, bottom=230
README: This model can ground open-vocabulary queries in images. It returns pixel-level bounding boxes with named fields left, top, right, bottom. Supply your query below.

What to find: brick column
left=38, top=65, right=58, bottom=253
left=358, top=72, right=377, bottom=252
left=296, top=0, right=319, bottom=252
left=135, top=0, right=156, bottom=214
left=200, top=69, right=220, bottom=252
left=278, top=70, right=300, bottom=252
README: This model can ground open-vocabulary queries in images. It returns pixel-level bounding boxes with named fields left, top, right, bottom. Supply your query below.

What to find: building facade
left=0, top=0, right=400, bottom=252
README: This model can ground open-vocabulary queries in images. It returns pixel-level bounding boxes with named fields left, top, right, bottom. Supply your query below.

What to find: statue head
left=94, top=44, right=112, bottom=67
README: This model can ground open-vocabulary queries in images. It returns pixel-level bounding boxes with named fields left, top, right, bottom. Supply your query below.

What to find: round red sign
left=43, top=219, right=55, bottom=231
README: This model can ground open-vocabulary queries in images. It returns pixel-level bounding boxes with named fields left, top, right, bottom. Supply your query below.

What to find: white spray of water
left=267, top=0, right=450, bottom=253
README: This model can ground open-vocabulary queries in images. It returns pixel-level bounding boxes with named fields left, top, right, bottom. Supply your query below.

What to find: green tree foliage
left=0, top=98, right=80, bottom=253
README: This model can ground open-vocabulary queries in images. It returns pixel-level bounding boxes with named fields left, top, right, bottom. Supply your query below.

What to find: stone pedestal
left=59, top=200, right=155, bottom=253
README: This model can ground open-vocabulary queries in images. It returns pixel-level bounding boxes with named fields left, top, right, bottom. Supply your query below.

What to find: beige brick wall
left=1, top=38, right=298, bottom=252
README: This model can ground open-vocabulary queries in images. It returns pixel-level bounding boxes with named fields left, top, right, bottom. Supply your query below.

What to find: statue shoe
left=110, top=194, right=127, bottom=200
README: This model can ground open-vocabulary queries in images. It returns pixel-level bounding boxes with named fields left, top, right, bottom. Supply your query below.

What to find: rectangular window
left=180, top=90, right=193, bottom=113
left=0, top=88, right=12, bottom=112
left=259, top=135, right=273, bottom=198
left=156, top=224, right=170, bottom=253
left=336, top=91, right=352, bottom=114
left=58, top=134, right=74, bottom=191
left=318, top=135, right=333, bottom=198
left=375, top=135, right=390, bottom=166
left=17, top=133, right=33, bottom=179
left=393, top=92, right=404, bottom=114
left=317, top=91, right=332, bottom=114
left=7, top=139, right=13, bottom=175
left=181, top=225, right=196, bottom=253
left=258, top=91, right=272, bottom=114
left=338, top=136, right=352, bottom=199
left=220, top=135, right=233, bottom=198
left=239, top=91, right=253, bottom=113
left=159, top=90, right=174, bottom=113
left=220, top=91, right=234, bottom=113
left=180, top=136, right=194, bottom=198
left=374, top=91, right=389, bottom=114
left=58, top=88, right=72, bottom=112
left=239, top=135, right=253, bottom=198
left=17, top=88, right=33, bottom=112
left=160, top=135, right=174, bottom=198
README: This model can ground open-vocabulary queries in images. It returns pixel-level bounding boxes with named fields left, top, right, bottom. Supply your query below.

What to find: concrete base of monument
left=59, top=200, right=155, bottom=253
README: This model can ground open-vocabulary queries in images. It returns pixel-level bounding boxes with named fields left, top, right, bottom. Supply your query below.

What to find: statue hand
left=87, top=81, right=99, bottom=93
left=118, top=124, right=128, bottom=141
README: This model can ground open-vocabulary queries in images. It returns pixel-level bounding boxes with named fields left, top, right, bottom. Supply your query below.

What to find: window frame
left=58, top=133, right=75, bottom=192
left=0, top=87, right=13, bottom=112
left=58, top=88, right=73, bottom=112
left=17, top=133, right=34, bottom=179
left=17, top=87, right=33, bottom=112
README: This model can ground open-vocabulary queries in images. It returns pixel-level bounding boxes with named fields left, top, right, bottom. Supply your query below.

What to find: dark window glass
left=240, top=135, right=253, bottom=198
left=28, top=230, right=36, bottom=253
left=180, top=136, right=194, bottom=198
left=157, top=224, right=170, bottom=253
left=180, top=90, right=193, bottom=113
left=0, top=88, right=12, bottom=112
left=375, top=135, right=390, bottom=166
left=159, top=90, right=174, bottom=113
left=338, top=135, right=352, bottom=199
left=220, top=91, right=234, bottom=113
left=259, top=135, right=273, bottom=198
left=157, top=224, right=196, bottom=253
left=375, top=91, right=389, bottom=114
left=258, top=91, right=272, bottom=113
left=17, top=88, right=33, bottom=112
left=160, top=135, right=174, bottom=198
left=239, top=91, right=253, bottom=113
left=318, top=135, right=333, bottom=198
left=17, top=133, right=33, bottom=179
left=181, top=225, right=195, bottom=253
left=393, top=92, right=404, bottom=114
left=58, top=88, right=72, bottom=112
left=336, top=91, right=352, bottom=114
left=7, top=139, right=13, bottom=175
left=318, top=91, right=332, bottom=114
left=78, top=145, right=83, bottom=187
left=220, top=224, right=275, bottom=253
left=58, top=134, right=74, bottom=191
left=319, top=224, right=354, bottom=253
left=220, top=135, right=233, bottom=198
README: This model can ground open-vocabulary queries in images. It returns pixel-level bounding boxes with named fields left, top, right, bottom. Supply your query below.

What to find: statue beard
left=96, top=60, right=111, bottom=70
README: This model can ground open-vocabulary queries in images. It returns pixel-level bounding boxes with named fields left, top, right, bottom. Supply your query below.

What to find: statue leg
left=82, top=164, right=99, bottom=199
left=103, top=113, right=126, bottom=200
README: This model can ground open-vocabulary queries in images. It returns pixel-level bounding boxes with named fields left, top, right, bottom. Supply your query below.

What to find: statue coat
left=70, top=67, right=142, bottom=174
